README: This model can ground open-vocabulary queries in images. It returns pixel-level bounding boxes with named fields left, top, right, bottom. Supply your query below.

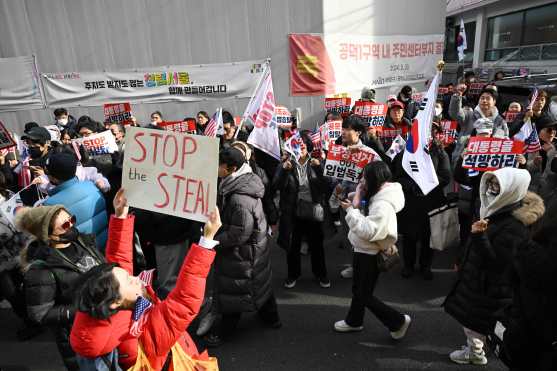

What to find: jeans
left=345, top=252, right=405, bottom=332
left=287, top=217, right=327, bottom=280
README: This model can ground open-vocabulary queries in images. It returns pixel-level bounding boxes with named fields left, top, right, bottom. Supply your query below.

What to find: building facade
left=444, top=0, right=557, bottom=82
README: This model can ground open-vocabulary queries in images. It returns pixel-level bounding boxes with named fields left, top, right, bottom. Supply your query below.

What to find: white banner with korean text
left=41, top=60, right=269, bottom=107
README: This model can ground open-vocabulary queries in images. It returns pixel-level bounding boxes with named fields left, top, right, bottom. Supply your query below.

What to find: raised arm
left=105, top=188, right=134, bottom=273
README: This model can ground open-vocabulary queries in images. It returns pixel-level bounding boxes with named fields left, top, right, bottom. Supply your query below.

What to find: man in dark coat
left=205, top=147, right=280, bottom=347
left=444, top=168, right=544, bottom=366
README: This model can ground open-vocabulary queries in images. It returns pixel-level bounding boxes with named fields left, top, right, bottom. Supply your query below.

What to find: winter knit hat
left=15, top=205, right=67, bottom=242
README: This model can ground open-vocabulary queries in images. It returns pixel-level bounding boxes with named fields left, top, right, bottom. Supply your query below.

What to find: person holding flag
left=509, top=89, right=551, bottom=138
left=273, top=131, right=331, bottom=289
left=393, top=61, right=452, bottom=280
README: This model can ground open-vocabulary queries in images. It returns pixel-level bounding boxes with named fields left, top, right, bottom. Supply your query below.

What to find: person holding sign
left=70, top=189, right=219, bottom=370
left=382, top=101, right=412, bottom=149
left=450, top=87, right=508, bottom=162
left=444, top=168, right=544, bottom=366
left=273, top=133, right=331, bottom=289
left=508, top=89, right=551, bottom=138
left=204, top=147, right=280, bottom=347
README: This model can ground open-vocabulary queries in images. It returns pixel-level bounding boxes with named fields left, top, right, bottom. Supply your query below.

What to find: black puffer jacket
left=23, top=235, right=103, bottom=370
left=215, top=169, right=271, bottom=313
left=444, top=192, right=544, bottom=335
left=273, top=160, right=330, bottom=252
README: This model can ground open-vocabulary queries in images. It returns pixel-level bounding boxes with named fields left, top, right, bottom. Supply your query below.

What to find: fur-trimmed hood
left=512, top=191, right=545, bottom=226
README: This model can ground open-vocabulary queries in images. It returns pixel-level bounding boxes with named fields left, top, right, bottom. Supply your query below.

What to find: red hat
left=390, top=101, right=405, bottom=109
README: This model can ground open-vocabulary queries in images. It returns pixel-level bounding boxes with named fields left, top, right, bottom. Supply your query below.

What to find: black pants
left=0, top=268, right=27, bottom=319
left=345, top=253, right=405, bottom=332
left=402, top=221, right=433, bottom=270
left=217, top=293, right=280, bottom=337
left=287, top=217, right=327, bottom=280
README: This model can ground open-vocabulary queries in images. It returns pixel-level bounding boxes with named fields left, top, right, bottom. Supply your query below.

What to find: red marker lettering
left=154, top=173, right=169, bottom=208
left=131, top=132, right=147, bottom=162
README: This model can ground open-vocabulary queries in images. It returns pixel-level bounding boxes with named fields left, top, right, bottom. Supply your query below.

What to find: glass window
left=523, top=3, right=557, bottom=45
left=487, top=12, right=523, bottom=49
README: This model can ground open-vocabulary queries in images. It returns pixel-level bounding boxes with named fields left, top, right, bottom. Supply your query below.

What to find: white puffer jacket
left=345, top=182, right=405, bottom=255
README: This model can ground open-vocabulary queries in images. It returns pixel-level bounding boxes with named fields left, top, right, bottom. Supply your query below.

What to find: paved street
left=0, top=229, right=506, bottom=371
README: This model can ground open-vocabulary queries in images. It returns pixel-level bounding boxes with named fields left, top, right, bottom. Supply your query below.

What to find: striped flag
left=138, top=269, right=155, bottom=287
left=513, top=120, right=541, bottom=153
left=203, top=108, right=223, bottom=137
left=129, top=296, right=153, bottom=337
left=309, top=129, right=321, bottom=150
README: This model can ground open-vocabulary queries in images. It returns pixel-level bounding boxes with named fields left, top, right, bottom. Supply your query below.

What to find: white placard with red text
left=122, top=127, right=219, bottom=223
left=324, top=144, right=378, bottom=183
left=72, top=130, right=119, bottom=156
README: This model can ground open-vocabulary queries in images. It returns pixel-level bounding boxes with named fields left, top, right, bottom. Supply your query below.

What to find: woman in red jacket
left=70, top=189, right=219, bottom=370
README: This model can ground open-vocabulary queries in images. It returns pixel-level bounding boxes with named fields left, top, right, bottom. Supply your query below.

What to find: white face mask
left=435, top=107, right=443, bottom=117
left=57, top=118, right=68, bottom=126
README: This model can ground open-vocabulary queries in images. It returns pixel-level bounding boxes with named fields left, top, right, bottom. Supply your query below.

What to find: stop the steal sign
left=122, top=126, right=219, bottom=222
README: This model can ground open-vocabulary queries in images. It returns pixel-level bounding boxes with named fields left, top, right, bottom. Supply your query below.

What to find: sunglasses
left=61, top=215, right=76, bottom=230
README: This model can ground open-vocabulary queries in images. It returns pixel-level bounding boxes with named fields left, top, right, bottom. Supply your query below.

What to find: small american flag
left=204, top=108, right=223, bottom=137
left=129, top=296, right=152, bottom=337
left=309, top=130, right=321, bottom=150
left=138, top=269, right=155, bottom=287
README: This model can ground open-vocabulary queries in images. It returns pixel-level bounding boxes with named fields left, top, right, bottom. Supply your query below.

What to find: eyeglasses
left=61, top=215, right=76, bottom=230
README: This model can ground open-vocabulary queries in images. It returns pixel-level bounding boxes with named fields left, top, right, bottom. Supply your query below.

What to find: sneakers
left=284, top=278, right=297, bottom=289
left=340, top=266, right=353, bottom=279
left=449, top=346, right=488, bottom=365
left=390, top=314, right=411, bottom=340
left=318, top=277, right=331, bottom=288
left=334, top=320, right=363, bottom=333
left=333, top=220, right=342, bottom=227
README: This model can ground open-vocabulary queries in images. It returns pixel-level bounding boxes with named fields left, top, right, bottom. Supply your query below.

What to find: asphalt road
left=0, top=228, right=506, bottom=371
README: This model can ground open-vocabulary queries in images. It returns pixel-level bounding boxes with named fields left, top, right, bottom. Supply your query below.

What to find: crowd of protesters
left=0, top=71, right=556, bottom=370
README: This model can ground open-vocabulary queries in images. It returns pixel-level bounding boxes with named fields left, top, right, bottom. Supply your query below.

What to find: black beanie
left=219, top=147, right=245, bottom=169
left=46, top=152, right=78, bottom=182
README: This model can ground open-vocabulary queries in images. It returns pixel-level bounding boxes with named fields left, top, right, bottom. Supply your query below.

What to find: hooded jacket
left=444, top=168, right=544, bottom=335
left=344, top=182, right=405, bottom=255
left=215, top=164, right=272, bottom=313
left=70, top=215, right=216, bottom=371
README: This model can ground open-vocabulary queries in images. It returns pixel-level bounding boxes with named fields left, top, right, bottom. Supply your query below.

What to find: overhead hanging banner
left=289, top=33, right=444, bottom=96
left=0, top=56, right=45, bottom=112
left=122, top=127, right=219, bottom=223
left=41, top=59, right=269, bottom=107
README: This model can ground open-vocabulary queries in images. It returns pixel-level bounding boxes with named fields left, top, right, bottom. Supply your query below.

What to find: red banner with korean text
left=353, top=102, right=388, bottom=127
left=324, top=96, right=352, bottom=116
left=158, top=120, right=197, bottom=134
left=104, top=103, right=133, bottom=125
left=462, top=137, right=524, bottom=172
left=323, top=144, right=379, bottom=183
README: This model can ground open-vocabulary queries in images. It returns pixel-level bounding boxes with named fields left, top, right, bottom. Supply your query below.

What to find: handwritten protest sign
left=0, top=122, right=16, bottom=151
left=104, top=103, right=133, bottom=125
left=275, top=106, right=292, bottom=129
left=158, top=120, right=197, bottom=134
left=353, top=102, right=388, bottom=127
left=72, top=131, right=119, bottom=156
left=438, top=120, right=458, bottom=147
left=319, top=120, right=342, bottom=150
left=122, top=127, right=219, bottom=223
left=324, top=144, right=378, bottom=183
left=325, top=96, right=352, bottom=116
left=462, top=137, right=524, bottom=172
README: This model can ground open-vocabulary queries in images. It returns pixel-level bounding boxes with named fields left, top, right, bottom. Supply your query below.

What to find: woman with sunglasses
left=16, top=205, right=104, bottom=371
